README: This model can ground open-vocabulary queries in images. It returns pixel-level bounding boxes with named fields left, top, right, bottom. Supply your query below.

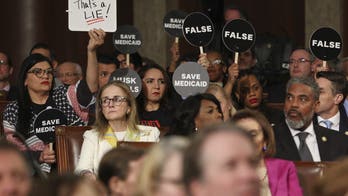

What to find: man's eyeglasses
left=100, top=96, right=128, bottom=107
left=289, top=58, right=311, bottom=65
left=27, top=68, right=54, bottom=78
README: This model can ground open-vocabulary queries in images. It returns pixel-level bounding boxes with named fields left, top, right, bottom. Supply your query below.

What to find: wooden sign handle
left=234, top=52, right=239, bottom=64
left=323, top=60, right=327, bottom=69
left=175, top=37, right=179, bottom=44
left=199, top=46, right=204, bottom=54
left=49, top=143, right=53, bottom=151
left=126, top=53, right=130, bottom=67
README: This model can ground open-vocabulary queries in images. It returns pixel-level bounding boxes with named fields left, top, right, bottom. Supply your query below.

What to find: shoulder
left=4, top=101, right=18, bottom=116
left=265, top=158, right=296, bottom=171
left=83, top=128, right=100, bottom=139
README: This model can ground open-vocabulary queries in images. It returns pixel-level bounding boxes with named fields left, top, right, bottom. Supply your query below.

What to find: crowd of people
left=1, top=3, right=348, bottom=196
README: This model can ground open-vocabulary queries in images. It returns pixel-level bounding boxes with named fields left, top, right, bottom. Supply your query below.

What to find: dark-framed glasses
left=100, top=96, right=128, bottom=107
left=27, top=68, right=54, bottom=78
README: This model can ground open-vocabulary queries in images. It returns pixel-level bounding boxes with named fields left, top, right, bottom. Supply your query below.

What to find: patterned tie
left=297, top=132, right=313, bottom=161
left=321, top=120, right=333, bottom=129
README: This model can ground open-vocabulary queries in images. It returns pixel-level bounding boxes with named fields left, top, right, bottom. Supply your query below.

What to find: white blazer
left=75, top=125, right=160, bottom=175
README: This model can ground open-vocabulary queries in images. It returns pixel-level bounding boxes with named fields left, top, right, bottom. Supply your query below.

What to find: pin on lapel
left=321, top=136, right=327, bottom=142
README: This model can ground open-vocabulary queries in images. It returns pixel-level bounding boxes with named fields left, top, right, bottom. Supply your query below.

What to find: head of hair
left=130, top=52, right=143, bottom=71
left=29, top=42, right=56, bottom=61
left=97, top=54, right=119, bottom=69
left=56, top=61, right=83, bottom=77
left=231, top=109, right=276, bottom=157
left=169, top=93, right=223, bottom=136
left=17, top=54, right=53, bottom=138
left=182, top=123, right=255, bottom=192
left=137, top=64, right=171, bottom=112
left=134, top=137, right=190, bottom=196
left=316, top=71, right=347, bottom=103
left=98, top=146, right=144, bottom=188
left=286, top=76, right=320, bottom=101
left=94, top=80, right=139, bottom=135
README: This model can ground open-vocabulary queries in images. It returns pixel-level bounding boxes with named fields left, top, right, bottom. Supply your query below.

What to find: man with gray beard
left=273, top=77, right=348, bottom=161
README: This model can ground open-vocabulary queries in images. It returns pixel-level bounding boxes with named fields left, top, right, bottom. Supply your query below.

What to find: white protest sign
left=68, top=0, right=117, bottom=32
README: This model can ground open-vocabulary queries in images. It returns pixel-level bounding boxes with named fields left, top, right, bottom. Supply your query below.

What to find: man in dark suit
left=274, top=77, right=348, bottom=161
left=313, top=71, right=348, bottom=133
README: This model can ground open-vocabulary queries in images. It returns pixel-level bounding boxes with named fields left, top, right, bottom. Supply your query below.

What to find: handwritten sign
left=109, top=68, right=142, bottom=98
left=172, top=62, right=209, bottom=98
left=68, top=0, right=117, bottom=32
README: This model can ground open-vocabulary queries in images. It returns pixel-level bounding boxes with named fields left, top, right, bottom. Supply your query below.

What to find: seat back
left=55, top=126, right=91, bottom=175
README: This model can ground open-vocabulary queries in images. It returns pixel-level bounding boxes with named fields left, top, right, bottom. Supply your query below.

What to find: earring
left=262, top=144, right=267, bottom=152
left=195, top=127, right=198, bottom=132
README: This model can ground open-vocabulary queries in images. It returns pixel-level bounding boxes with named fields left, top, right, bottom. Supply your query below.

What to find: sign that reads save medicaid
left=182, top=12, right=214, bottom=47
left=222, top=19, right=256, bottom=53
left=113, top=25, right=142, bottom=54
left=33, top=107, right=68, bottom=143
left=109, top=68, right=142, bottom=98
left=163, top=10, right=187, bottom=37
left=310, top=27, right=342, bottom=61
left=68, top=0, right=117, bottom=32
left=172, top=62, right=209, bottom=98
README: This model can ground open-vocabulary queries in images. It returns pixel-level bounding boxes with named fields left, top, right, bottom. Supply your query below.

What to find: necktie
left=297, top=132, right=313, bottom=161
left=321, top=120, right=333, bottom=129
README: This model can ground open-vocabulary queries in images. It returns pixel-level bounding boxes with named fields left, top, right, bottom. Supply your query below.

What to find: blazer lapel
left=275, top=121, right=301, bottom=160
left=314, top=125, right=330, bottom=161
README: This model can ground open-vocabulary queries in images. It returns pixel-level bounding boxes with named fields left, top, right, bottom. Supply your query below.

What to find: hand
left=87, top=28, right=106, bottom=52
left=197, top=53, right=209, bottom=69
left=227, top=63, right=239, bottom=82
left=170, top=42, right=180, bottom=63
left=39, top=144, right=56, bottom=164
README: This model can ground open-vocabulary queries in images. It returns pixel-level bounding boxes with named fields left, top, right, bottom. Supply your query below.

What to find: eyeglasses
left=289, top=58, right=311, bottom=65
left=0, top=60, right=8, bottom=65
left=27, top=68, right=54, bottom=78
left=56, top=72, right=79, bottom=78
left=100, top=96, right=128, bottom=107
left=209, top=59, right=223, bottom=66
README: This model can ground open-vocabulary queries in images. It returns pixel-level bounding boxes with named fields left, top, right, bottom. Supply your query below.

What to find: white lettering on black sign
left=42, top=119, right=61, bottom=126
left=184, top=26, right=213, bottom=34
left=164, top=18, right=184, bottom=29
left=114, top=34, right=141, bottom=45
left=312, top=40, right=341, bottom=49
left=224, top=31, right=253, bottom=41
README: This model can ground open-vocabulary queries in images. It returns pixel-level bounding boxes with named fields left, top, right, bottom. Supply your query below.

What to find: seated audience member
left=274, top=77, right=348, bottom=161
left=137, top=64, right=176, bottom=129
left=314, top=71, right=348, bottom=132
left=232, top=109, right=302, bottom=196
left=232, top=69, right=282, bottom=125
left=0, top=52, right=18, bottom=100
left=29, top=42, right=58, bottom=69
left=197, top=50, right=227, bottom=87
left=288, top=48, right=313, bottom=78
left=30, top=174, right=106, bottom=196
left=134, top=137, right=189, bottom=196
left=168, top=93, right=223, bottom=136
left=75, top=81, right=160, bottom=178
left=98, top=146, right=144, bottom=196
left=0, top=139, right=32, bottom=196
left=206, top=84, right=236, bottom=121
left=183, top=123, right=260, bottom=196
left=312, top=157, right=348, bottom=196
left=55, top=61, right=83, bottom=85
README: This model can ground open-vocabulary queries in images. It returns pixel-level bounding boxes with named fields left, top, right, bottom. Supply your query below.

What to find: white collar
left=317, top=111, right=340, bottom=128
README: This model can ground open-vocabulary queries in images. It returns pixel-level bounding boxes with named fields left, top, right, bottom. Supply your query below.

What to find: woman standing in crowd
left=232, top=109, right=302, bottom=196
left=75, top=81, right=160, bottom=178
left=137, top=64, right=179, bottom=130
left=3, top=54, right=89, bottom=172
left=134, top=137, right=189, bottom=196
left=168, top=93, right=223, bottom=136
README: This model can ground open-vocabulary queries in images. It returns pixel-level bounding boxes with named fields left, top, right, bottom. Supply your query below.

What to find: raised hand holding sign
left=310, top=27, right=342, bottom=68
left=113, top=25, right=142, bottom=67
left=182, top=12, right=214, bottom=54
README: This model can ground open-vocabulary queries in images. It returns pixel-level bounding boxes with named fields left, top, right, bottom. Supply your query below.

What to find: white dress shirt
left=287, top=122, right=321, bottom=162
left=317, top=112, right=340, bottom=131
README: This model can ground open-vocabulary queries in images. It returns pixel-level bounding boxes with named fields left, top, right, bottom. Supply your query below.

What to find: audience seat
left=294, top=161, right=336, bottom=196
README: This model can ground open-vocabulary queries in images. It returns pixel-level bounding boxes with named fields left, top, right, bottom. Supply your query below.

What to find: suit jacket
left=265, top=158, right=302, bottom=196
left=313, top=105, right=348, bottom=134
left=274, top=118, right=348, bottom=161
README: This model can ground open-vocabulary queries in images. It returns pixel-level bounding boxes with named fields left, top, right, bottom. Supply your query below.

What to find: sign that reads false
left=222, top=19, right=256, bottom=53
left=163, top=10, right=187, bottom=37
left=182, top=12, right=214, bottom=47
left=68, top=0, right=117, bottom=32
left=310, top=27, right=342, bottom=61
left=33, top=108, right=68, bottom=143
left=109, top=68, right=142, bottom=98
left=113, top=25, right=142, bottom=54
left=172, top=62, right=209, bottom=98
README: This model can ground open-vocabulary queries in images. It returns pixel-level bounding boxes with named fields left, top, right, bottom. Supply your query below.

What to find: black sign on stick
left=113, top=25, right=142, bottom=54
left=163, top=10, right=187, bottom=37
left=182, top=12, right=214, bottom=49
left=109, top=68, right=142, bottom=98
left=33, top=107, right=67, bottom=143
left=309, top=27, right=342, bottom=61
left=222, top=19, right=256, bottom=53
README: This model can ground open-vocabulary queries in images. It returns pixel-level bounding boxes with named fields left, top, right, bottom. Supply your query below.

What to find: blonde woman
left=134, top=137, right=189, bottom=196
left=75, top=81, right=160, bottom=178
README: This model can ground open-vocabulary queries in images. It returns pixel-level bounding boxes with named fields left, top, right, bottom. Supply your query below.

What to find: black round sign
left=222, top=19, right=256, bottom=53
left=182, top=12, right=214, bottom=47
left=309, top=27, right=342, bottom=61
left=33, top=107, right=67, bottom=143
left=163, top=10, right=187, bottom=37
left=109, top=68, right=142, bottom=98
left=113, top=25, right=142, bottom=54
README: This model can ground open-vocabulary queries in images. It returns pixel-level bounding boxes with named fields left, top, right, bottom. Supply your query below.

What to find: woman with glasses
left=75, top=80, right=160, bottom=179
left=3, top=54, right=88, bottom=173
